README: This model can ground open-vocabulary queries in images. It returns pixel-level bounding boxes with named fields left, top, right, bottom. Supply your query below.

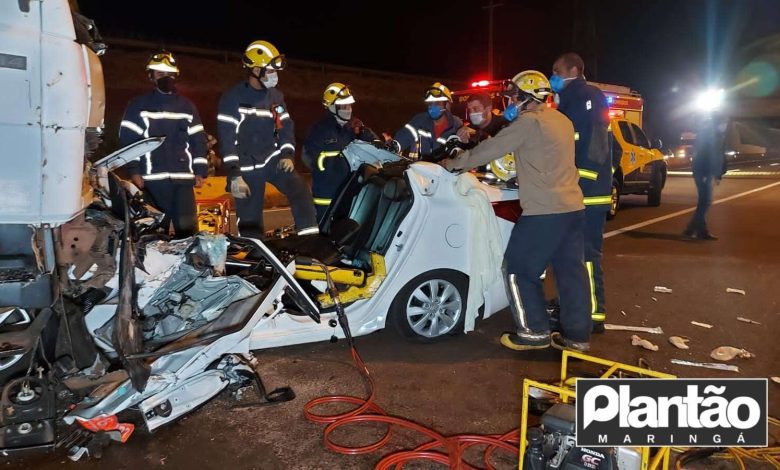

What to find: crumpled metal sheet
left=142, top=263, right=259, bottom=339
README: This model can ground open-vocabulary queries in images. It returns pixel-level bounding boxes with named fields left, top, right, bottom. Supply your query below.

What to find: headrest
left=382, top=178, right=409, bottom=201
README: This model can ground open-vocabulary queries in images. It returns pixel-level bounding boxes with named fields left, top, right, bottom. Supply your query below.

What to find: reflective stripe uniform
left=302, top=113, right=378, bottom=221
left=393, top=111, right=463, bottom=159
left=118, top=89, right=207, bottom=237
left=217, top=81, right=317, bottom=238
left=557, top=77, right=611, bottom=324
left=119, top=90, right=208, bottom=181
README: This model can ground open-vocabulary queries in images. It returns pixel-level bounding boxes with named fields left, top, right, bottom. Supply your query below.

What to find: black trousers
left=143, top=180, right=197, bottom=238
left=583, top=207, right=607, bottom=323
left=235, top=163, right=317, bottom=239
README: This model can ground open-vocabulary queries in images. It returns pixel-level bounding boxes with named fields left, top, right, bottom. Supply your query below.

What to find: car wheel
left=647, top=167, right=663, bottom=207
left=389, top=270, right=468, bottom=342
left=607, top=180, right=620, bottom=220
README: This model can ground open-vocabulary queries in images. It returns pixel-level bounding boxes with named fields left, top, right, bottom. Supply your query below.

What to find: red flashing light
left=471, top=80, right=490, bottom=88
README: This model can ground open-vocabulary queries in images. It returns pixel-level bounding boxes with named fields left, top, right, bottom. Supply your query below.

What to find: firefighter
left=392, top=82, right=465, bottom=159
left=302, top=83, right=379, bottom=221
left=551, top=52, right=611, bottom=333
left=217, top=40, right=318, bottom=238
left=444, top=71, right=591, bottom=352
left=119, top=51, right=207, bottom=238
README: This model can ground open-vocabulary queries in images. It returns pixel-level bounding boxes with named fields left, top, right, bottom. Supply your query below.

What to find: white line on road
left=604, top=181, right=780, bottom=239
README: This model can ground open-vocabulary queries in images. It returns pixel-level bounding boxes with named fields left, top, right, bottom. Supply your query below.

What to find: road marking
left=604, top=180, right=780, bottom=239
left=668, top=170, right=780, bottom=177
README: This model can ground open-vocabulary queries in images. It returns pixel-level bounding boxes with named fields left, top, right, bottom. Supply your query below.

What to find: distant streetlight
left=483, top=0, right=504, bottom=80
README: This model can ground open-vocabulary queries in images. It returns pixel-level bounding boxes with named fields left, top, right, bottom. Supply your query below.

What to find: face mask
left=503, top=103, right=519, bottom=122
left=155, top=76, right=176, bottom=94
left=330, top=105, right=352, bottom=124
left=427, top=104, right=444, bottom=120
left=261, top=71, right=278, bottom=88
left=469, top=111, right=484, bottom=126
left=549, top=74, right=575, bottom=93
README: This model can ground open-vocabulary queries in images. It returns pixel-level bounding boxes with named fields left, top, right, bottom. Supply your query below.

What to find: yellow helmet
left=510, top=70, right=552, bottom=101
left=242, top=40, right=286, bottom=70
left=424, top=82, right=452, bottom=103
left=322, top=82, right=356, bottom=107
left=146, top=51, right=179, bottom=74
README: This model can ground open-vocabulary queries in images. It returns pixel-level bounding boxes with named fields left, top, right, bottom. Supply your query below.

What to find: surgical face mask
left=330, top=105, right=352, bottom=124
left=469, top=111, right=485, bottom=126
left=427, top=103, right=444, bottom=120
left=549, top=74, right=575, bottom=93
left=504, top=99, right=531, bottom=122
left=261, top=71, right=278, bottom=88
left=155, top=76, right=176, bottom=94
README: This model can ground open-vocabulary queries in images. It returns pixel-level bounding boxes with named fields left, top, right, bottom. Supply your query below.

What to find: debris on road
left=634, top=305, right=642, bottom=309
left=652, top=297, right=658, bottom=302
left=772, top=377, right=780, bottom=384
left=710, top=346, right=755, bottom=361
left=671, top=359, right=740, bottom=372
left=669, top=336, right=690, bottom=350
left=691, top=321, right=713, bottom=329
left=631, top=335, right=659, bottom=351
left=736, top=316, right=761, bottom=325
left=605, top=324, right=664, bottom=334
left=620, top=310, right=627, bottom=316
left=654, top=286, right=673, bottom=294
left=726, top=288, right=746, bottom=295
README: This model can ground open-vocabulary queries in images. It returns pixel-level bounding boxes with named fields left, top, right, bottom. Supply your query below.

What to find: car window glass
left=631, top=123, right=651, bottom=149
left=617, top=121, right=635, bottom=145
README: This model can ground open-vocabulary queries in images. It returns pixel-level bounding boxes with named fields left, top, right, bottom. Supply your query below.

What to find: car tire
left=647, top=167, right=663, bottom=207
left=389, top=270, right=468, bottom=343
left=607, top=180, right=620, bottom=220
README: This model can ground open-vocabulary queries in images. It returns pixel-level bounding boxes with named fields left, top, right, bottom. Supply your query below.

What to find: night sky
left=77, top=0, right=780, bottom=142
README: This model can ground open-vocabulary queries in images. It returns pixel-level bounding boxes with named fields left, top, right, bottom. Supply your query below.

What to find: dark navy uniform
left=557, top=77, right=611, bottom=327
left=302, top=114, right=378, bottom=221
left=119, top=89, right=207, bottom=236
left=217, top=82, right=317, bottom=237
left=394, top=111, right=463, bottom=159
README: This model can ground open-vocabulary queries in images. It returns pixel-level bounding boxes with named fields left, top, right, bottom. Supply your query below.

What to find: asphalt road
left=12, top=171, right=780, bottom=469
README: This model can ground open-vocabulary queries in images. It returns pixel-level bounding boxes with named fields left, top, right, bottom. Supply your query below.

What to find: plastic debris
left=671, top=359, right=740, bottom=372
left=604, top=324, right=664, bottom=335
left=631, top=334, right=659, bottom=351
left=710, top=346, right=755, bottom=361
left=690, top=321, right=713, bottom=329
left=736, top=316, right=761, bottom=325
left=652, top=297, right=658, bottom=302
left=634, top=305, right=642, bottom=309
left=772, top=377, right=780, bottom=384
left=669, top=336, right=690, bottom=350
left=620, top=310, right=627, bottom=316
left=726, top=288, right=746, bottom=295
left=654, top=286, right=673, bottom=294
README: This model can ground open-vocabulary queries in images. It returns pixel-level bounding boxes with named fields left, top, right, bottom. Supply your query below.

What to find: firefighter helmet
left=146, top=51, right=179, bottom=74
left=242, top=40, right=285, bottom=70
left=510, top=70, right=552, bottom=102
left=322, top=83, right=356, bottom=107
left=424, top=82, right=453, bottom=103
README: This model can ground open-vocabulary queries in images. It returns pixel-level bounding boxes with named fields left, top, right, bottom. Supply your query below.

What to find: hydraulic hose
left=304, top=260, right=519, bottom=469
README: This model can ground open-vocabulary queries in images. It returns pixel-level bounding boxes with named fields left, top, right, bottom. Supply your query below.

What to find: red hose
left=304, top=346, right=520, bottom=469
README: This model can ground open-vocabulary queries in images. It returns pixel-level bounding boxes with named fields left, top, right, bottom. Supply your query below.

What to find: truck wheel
left=389, top=270, right=468, bottom=343
left=607, top=180, right=620, bottom=220
left=647, top=168, right=663, bottom=207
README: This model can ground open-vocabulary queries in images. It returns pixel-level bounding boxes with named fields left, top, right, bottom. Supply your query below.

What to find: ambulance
left=453, top=80, right=668, bottom=219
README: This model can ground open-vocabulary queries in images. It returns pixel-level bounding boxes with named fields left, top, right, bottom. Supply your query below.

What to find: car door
left=629, top=123, right=656, bottom=184
left=611, top=119, right=643, bottom=184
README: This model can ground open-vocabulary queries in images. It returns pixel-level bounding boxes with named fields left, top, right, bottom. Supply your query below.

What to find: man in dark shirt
left=458, top=93, right=509, bottom=147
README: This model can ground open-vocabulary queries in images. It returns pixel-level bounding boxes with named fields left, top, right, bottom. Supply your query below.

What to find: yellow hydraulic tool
left=316, top=253, right=386, bottom=308
left=519, top=350, right=676, bottom=470
left=294, top=263, right=365, bottom=286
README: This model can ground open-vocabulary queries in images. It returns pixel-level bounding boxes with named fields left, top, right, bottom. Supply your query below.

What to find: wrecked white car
left=0, top=0, right=522, bottom=459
